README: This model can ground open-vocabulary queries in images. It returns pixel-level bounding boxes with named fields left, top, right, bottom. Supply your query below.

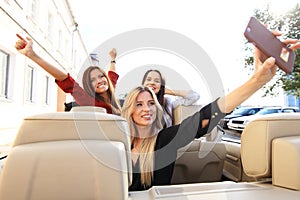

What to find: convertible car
left=0, top=105, right=299, bottom=200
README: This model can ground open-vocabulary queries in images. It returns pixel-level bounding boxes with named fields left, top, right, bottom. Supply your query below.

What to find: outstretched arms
left=217, top=33, right=300, bottom=114
left=15, top=34, right=68, bottom=81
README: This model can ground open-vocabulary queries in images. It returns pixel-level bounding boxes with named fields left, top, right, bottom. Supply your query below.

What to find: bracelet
left=111, top=60, right=116, bottom=63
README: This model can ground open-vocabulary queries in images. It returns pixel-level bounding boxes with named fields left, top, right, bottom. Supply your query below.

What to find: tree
left=244, top=4, right=300, bottom=97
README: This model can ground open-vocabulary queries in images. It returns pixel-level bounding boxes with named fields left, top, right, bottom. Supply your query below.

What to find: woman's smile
left=132, top=91, right=157, bottom=126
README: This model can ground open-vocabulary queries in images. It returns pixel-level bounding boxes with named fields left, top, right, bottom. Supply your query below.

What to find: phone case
left=244, top=17, right=295, bottom=74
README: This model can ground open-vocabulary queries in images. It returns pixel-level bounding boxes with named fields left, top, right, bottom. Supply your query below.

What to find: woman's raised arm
left=15, top=34, right=68, bottom=81
left=218, top=35, right=300, bottom=113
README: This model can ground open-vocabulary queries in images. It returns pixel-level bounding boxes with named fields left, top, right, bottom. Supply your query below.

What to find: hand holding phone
left=244, top=17, right=295, bottom=74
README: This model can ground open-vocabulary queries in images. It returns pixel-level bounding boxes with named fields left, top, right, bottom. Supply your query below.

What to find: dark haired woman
left=142, top=69, right=200, bottom=127
left=15, top=35, right=121, bottom=114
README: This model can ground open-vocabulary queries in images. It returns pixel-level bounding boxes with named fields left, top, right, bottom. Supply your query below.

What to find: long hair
left=141, top=69, right=172, bottom=120
left=121, top=86, right=163, bottom=187
left=82, top=66, right=121, bottom=114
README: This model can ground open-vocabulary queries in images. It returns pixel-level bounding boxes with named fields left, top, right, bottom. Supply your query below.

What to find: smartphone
left=244, top=17, right=295, bottom=74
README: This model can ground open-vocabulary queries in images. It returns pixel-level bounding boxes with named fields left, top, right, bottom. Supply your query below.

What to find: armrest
left=272, top=136, right=300, bottom=190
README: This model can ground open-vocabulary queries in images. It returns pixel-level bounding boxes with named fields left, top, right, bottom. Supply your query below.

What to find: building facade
left=0, top=0, right=89, bottom=146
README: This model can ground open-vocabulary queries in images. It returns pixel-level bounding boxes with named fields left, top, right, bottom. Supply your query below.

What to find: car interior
left=0, top=105, right=299, bottom=200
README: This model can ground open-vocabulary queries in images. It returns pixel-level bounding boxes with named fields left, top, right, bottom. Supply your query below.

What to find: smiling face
left=89, top=68, right=109, bottom=94
left=132, top=91, right=157, bottom=127
left=143, top=71, right=162, bottom=94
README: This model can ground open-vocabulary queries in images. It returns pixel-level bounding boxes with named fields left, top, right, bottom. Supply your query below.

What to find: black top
left=129, top=99, right=225, bottom=191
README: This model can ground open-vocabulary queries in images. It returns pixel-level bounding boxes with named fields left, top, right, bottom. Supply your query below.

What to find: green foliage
left=244, top=3, right=300, bottom=97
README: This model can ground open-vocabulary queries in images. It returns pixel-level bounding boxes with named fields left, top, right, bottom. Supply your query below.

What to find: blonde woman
left=122, top=35, right=300, bottom=191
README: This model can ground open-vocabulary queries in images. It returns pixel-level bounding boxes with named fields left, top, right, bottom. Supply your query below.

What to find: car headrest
left=241, top=113, right=300, bottom=178
left=12, top=111, right=132, bottom=183
left=70, top=106, right=107, bottom=113
left=13, top=112, right=129, bottom=147
left=173, top=105, right=203, bottom=125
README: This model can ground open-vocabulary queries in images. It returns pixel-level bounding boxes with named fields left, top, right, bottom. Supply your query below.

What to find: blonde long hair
left=121, top=86, right=163, bottom=187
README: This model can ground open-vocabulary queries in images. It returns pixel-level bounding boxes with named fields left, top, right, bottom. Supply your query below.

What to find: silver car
left=227, top=107, right=299, bottom=132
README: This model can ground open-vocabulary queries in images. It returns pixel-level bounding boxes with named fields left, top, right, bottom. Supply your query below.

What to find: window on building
left=64, top=38, right=70, bottom=59
left=47, top=12, right=55, bottom=43
left=0, top=50, right=9, bottom=98
left=30, top=0, right=40, bottom=23
left=44, top=75, right=50, bottom=105
left=25, top=65, right=34, bottom=102
left=58, top=29, right=63, bottom=52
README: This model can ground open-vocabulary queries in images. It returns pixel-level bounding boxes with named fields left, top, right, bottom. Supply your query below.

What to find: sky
left=68, top=0, right=299, bottom=106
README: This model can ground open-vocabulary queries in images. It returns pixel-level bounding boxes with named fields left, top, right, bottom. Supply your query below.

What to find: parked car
left=218, top=106, right=263, bottom=129
left=227, top=107, right=299, bottom=132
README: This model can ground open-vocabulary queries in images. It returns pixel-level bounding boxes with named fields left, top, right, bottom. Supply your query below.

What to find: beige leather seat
left=241, top=113, right=300, bottom=190
left=70, top=106, right=107, bottom=113
left=171, top=105, right=226, bottom=184
left=222, top=141, right=256, bottom=182
left=0, top=108, right=132, bottom=200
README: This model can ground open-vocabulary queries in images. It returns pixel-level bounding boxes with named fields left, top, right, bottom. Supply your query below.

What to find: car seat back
left=241, top=113, right=300, bottom=179
left=0, top=110, right=131, bottom=200
left=171, top=105, right=226, bottom=184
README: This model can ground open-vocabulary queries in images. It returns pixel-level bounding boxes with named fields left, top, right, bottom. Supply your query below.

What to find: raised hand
left=15, top=34, right=68, bottom=81
left=109, top=48, right=117, bottom=61
left=15, top=34, right=35, bottom=57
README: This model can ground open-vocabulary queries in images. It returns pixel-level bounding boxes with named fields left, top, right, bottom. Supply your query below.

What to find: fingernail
left=268, top=57, right=275, bottom=63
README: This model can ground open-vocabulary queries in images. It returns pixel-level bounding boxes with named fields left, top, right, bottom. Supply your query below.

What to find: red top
left=55, top=71, right=119, bottom=114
